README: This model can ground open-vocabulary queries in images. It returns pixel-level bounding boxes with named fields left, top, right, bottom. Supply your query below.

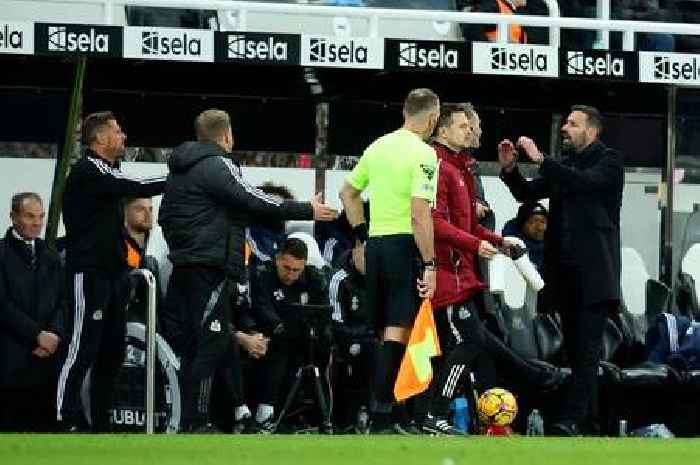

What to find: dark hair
left=257, top=182, right=295, bottom=201
left=279, top=237, right=308, bottom=261
left=82, top=111, right=116, bottom=145
left=571, top=105, right=603, bottom=134
left=403, top=88, right=439, bottom=117
left=436, top=103, right=476, bottom=131
left=11, top=192, right=42, bottom=213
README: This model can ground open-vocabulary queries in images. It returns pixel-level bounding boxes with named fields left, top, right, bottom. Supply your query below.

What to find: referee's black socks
left=372, top=340, right=405, bottom=405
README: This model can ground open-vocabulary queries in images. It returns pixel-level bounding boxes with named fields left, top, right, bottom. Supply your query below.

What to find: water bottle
left=526, top=409, right=544, bottom=436
left=618, top=419, right=627, bottom=437
left=451, top=397, right=469, bottom=434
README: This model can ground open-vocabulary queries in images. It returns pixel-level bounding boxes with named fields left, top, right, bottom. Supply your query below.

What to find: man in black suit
left=0, top=192, right=64, bottom=431
left=498, top=105, right=624, bottom=436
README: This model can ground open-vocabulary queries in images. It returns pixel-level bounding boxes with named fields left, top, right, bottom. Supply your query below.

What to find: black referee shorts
left=365, top=234, right=421, bottom=331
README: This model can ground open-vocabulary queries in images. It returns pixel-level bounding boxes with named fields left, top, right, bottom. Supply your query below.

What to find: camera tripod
left=272, top=322, right=333, bottom=434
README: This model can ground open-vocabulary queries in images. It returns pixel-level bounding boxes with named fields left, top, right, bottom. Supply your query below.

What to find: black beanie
left=516, top=202, right=548, bottom=227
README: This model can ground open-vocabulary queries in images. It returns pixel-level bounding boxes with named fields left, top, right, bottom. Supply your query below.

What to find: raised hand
left=517, top=136, right=544, bottom=164
left=497, top=139, right=518, bottom=172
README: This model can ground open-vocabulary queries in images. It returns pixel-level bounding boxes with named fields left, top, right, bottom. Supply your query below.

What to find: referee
left=57, top=112, right=166, bottom=432
left=339, top=88, right=440, bottom=432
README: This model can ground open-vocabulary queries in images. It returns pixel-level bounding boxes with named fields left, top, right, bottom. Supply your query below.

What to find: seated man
left=501, top=201, right=547, bottom=274
left=246, top=237, right=329, bottom=432
left=0, top=193, right=64, bottom=432
left=327, top=248, right=378, bottom=433
left=124, top=197, right=153, bottom=269
left=123, top=196, right=165, bottom=326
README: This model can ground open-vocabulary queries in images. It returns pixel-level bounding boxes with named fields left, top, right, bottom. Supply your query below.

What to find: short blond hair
left=195, top=109, right=231, bottom=143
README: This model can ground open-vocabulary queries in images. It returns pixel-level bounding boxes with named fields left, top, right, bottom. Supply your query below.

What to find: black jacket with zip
left=62, top=149, right=166, bottom=273
left=158, top=141, right=313, bottom=280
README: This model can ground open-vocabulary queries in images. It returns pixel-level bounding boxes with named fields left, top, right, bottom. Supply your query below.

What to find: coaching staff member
left=498, top=105, right=624, bottom=436
left=0, top=193, right=64, bottom=432
left=159, top=109, right=336, bottom=432
left=57, top=112, right=166, bottom=432
left=339, top=88, right=439, bottom=431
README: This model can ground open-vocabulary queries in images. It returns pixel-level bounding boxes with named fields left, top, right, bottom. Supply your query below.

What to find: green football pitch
left=0, top=435, right=695, bottom=465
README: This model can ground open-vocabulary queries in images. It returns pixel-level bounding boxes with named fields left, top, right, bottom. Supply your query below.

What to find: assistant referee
left=339, top=88, right=440, bottom=432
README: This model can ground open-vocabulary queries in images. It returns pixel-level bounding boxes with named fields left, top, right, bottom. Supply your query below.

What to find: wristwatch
left=422, top=259, right=437, bottom=269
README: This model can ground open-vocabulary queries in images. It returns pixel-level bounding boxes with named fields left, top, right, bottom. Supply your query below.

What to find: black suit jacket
left=0, top=229, right=65, bottom=387
left=500, top=140, right=624, bottom=310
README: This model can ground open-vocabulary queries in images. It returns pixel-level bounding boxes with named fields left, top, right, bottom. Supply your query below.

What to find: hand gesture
left=516, top=136, right=544, bottom=164
left=475, top=201, right=490, bottom=219
left=37, top=330, right=59, bottom=355
left=417, top=267, right=436, bottom=299
left=311, top=193, right=338, bottom=221
left=243, top=332, right=269, bottom=359
left=497, top=139, right=517, bottom=172
left=478, top=240, right=498, bottom=259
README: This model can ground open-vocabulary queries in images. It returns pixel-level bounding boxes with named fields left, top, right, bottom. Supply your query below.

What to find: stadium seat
left=595, top=249, right=684, bottom=434
left=677, top=244, right=700, bottom=319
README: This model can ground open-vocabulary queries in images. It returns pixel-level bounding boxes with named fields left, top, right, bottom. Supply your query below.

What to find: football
left=477, top=388, right=518, bottom=427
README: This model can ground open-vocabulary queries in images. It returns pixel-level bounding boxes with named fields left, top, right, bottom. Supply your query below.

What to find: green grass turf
left=0, top=435, right=696, bottom=465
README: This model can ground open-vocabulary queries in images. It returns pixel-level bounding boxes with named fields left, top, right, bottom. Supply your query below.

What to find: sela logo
left=567, top=51, right=624, bottom=77
left=490, top=46, right=548, bottom=72
left=0, top=24, right=23, bottom=50
left=228, top=34, right=288, bottom=61
left=48, top=25, right=109, bottom=53
left=473, top=42, right=557, bottom=77
left=309, top=38, right=367, bottom=64
left=142, top=30, right=201, bottom=56
left=398, top=42, right=458, bottom=69
left=654, top=55, right=700, bottom=81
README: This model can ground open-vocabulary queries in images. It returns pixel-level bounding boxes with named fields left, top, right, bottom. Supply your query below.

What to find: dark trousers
left=56, top=271, right=130, bottom=431
left=430, top=300, right=497, bottom=417
left=556, top=262, right=613, bottom=425
left=166, top=265, right=241, bottom=430
left=0, top=383, right=58, bottom=432
left=258, top=336, right=301, bottom=407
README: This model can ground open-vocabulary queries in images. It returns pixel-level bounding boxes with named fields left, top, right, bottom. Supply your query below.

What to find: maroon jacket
left=431, top=142, right=503, bottom=308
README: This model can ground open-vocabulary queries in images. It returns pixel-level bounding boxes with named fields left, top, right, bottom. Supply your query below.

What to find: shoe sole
left=421, top=426, right=458, bottom=436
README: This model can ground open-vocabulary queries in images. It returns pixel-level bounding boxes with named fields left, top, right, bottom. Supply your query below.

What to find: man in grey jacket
left=159, top=109, right=336, bottom=432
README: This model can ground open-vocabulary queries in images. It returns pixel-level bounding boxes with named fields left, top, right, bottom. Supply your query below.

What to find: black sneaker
left=59, top=424, right=84, bottom=433
left=549, top=420, right=583, bottom=437
left=421, top=416, right=460, bottom=436
left=234, top=415, right=258, bottom=434
left=190, top=423, right=221, bottom=434
left=403, top=420, right=423, bottom=435
left=257, top=419, right=276, bottom=434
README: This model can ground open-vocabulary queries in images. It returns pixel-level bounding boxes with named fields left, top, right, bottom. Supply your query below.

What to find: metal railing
left=8, top=0, right=700, bottom=50
left=129, top=268, right=157, bottom=434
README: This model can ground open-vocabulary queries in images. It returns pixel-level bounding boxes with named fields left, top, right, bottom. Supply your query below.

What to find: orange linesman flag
left=393, top=299, right=442, bottom=401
